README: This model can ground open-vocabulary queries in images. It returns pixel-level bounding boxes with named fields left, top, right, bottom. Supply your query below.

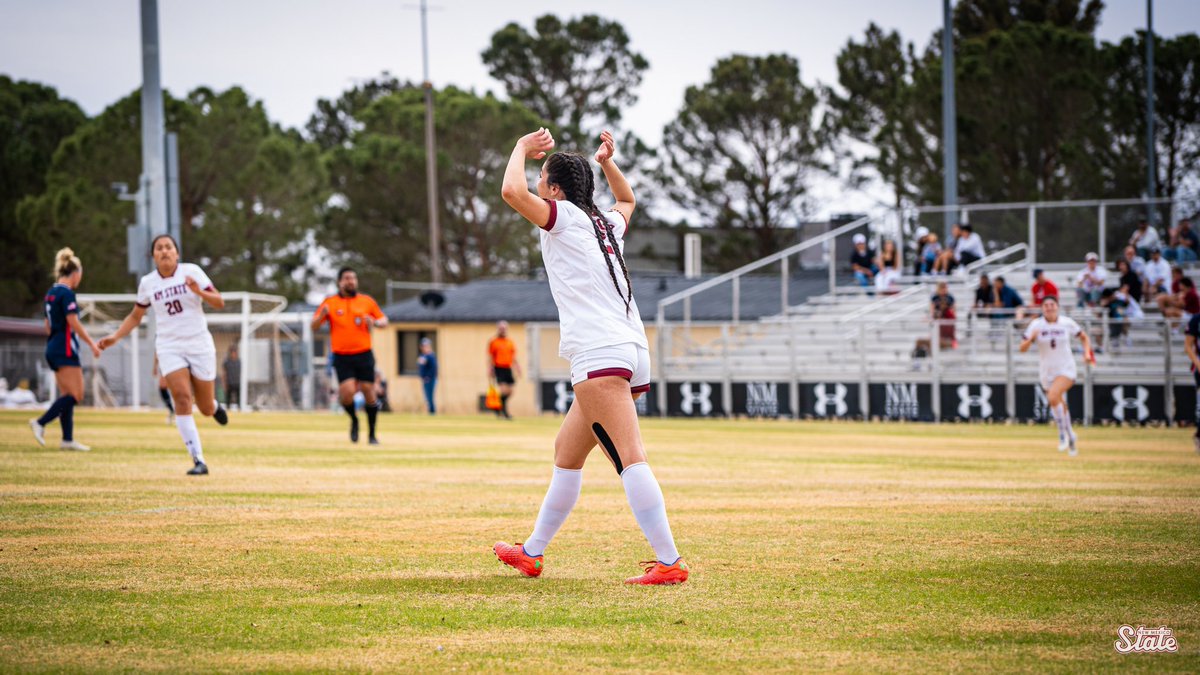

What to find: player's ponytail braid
left=546, top=153, right=634, bottom=316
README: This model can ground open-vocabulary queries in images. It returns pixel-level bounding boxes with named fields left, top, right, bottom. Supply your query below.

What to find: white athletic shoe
left=1057, top=433, right=1069, bottom=452
left=29, top=419, right=46, bottom=447
left=60, top=440, right=91, bottom=452
left=1067, top=434, right=1078, bottom=457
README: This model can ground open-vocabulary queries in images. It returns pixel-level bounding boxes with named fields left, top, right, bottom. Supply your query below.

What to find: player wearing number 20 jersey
left=136, top=262, right=218, bottom=379
left=100, top=235, right=227, bottom=476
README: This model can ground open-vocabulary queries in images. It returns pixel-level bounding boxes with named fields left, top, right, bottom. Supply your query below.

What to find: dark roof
left=382, top=271, right=830, bottom=323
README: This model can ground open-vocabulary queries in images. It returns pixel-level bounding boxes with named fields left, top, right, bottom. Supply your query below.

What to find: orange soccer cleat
left=624, top=558, right=689, bottom=585
left=493, top=541, right=544, bottom=577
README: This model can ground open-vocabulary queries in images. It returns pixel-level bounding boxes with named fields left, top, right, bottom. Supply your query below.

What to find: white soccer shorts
left=569, top=342, right=651, bottom=394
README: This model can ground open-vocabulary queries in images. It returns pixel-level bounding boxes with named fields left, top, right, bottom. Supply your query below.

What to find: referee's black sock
left=500, top=393, right=510, bottom=416
left=366, top=401, right=378, bottom=439
left=343, top=402, right=357, bottom=423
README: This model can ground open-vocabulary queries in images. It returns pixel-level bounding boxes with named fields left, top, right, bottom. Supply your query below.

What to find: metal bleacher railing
left=650, top=197, right=1190, bottom=424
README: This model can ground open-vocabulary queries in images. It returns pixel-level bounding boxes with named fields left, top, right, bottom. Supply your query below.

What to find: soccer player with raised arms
left=1019, top=296, right=1094, bottom=456
left=29, top=247, right=102, bottom=451
left=99, top=234, right=229, bottom=475
left=492, top=127, right=688, bottom=585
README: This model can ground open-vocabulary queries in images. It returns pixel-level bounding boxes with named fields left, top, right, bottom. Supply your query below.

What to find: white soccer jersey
left=1025, top=316, right=1082, bottom=386
left=136, top=262, right=217, bottom=354
left=538, top=199, right=648, bottom=358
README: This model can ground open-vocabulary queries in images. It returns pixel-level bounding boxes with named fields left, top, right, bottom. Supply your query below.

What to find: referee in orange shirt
left=488, top=320, right=522, bottom=419
left=313, top=267, right=388, bottom=444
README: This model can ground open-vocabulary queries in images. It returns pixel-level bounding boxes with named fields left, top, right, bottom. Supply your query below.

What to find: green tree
left=1101, top=32, right=1200, bottom=202
left=16, top=87, right=324, bottom=302
left=482, top=14, right=647, bottom=147
left=306, top=73, right=407, bottom=152
left=0, top=77, right=85, bottom=316
left=320, top=86, right=546, bottom=291
left=952, top=0, right=1104, bottom=38
left=827, top=24, right=933, bottom=209
left=660, top=54, right=825, bottom=262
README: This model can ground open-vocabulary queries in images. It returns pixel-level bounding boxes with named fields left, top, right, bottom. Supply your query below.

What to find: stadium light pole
left=140, top=0, right=169, bottom=249
left=419, top=0, right=443, bottom=285
left=941, top=0, right=957, bottom=240
left=1145, top=0, right=1156, bottom=227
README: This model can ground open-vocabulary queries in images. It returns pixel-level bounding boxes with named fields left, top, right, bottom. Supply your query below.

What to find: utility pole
left=941, top=0, right=957, bottom=240
left=140, top=0, right=168, bottom=244
left=1145, top=0, right=1157, bottom=227
left=419, top=0, right=442, bottom=285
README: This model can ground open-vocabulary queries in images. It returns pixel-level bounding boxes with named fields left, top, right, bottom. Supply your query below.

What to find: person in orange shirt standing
left=488, top=320, right=522, bottom=419
left=312, top=267, right=388, bottom=444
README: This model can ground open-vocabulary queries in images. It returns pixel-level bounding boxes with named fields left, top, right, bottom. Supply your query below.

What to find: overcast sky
left=2, top=0, right=1197, bottom=214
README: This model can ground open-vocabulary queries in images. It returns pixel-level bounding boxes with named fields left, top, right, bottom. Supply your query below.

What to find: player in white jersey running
left=99, top=234, right=228, bottom=475
left=1019, top=296, right=1094, bottom=456
left=491, top=128, right=687, bottom=585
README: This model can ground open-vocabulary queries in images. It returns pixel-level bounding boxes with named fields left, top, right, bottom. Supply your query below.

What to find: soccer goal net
left=73, top=292, right=321, bottom=411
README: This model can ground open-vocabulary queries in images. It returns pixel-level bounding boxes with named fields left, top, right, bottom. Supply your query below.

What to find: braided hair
left=545, top=153, right=634, bottom=315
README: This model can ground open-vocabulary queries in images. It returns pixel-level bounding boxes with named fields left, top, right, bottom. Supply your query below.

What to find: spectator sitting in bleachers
left=1158, top=275, right=1199, bottom=324
left=1101, top=284, right=1144, bottom=349
left=1129, top=219, right=1161, bottom=259
left=1031, top=268, right=1059, bottom=305
left=912, top=226, right=930, bottom=276
left=920, top=231, right=941, bottom=276
left=930, top=223, right=961, bottom=275
left=1115, top=258, right=1142, bottom=304
left=930, top=281, right=956, bottom=349
left=850, top=234, right=878, bottom=291
left=1171, top=219, right=1198, bottom=263
left=875, top=238, right=902, bottom=293
left=1074, top=252, right=1107, bottom=308
left=992, top=276, right=1024, bottom=320
left=1143, top=248, right=1171, bottom=301
left=973, top=273, right=994, bottom=319
left=946, top=223, right=985, bottom=274
left=1122, top=245, right=1146, bottom=280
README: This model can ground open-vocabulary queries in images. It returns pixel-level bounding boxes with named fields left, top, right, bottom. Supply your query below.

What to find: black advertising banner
left=539, top=380, right=658, bottom=417
left=731, top=382, right=793, bottom=418
left=1013, top=384, right=1085, bottom=422
left=799, top=382, right=861, bottom=419
left=940, top=383, right=1007, bottom=421
left=666, top=381, right=725, bottom=417
left=1092, top=384, right=1166, bottom=423
left=868, top=383, right=934, bottom=421
left=1174, top=385, right=1196, bottom=424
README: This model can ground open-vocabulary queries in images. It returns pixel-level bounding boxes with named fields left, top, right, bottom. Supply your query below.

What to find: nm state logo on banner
left=731, top=382, right=792, bottom=418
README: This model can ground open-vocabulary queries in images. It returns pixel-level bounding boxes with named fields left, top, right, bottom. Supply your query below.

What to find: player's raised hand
left=184, top=276, right=201, bottom=294
left=594, top=130, right=616, bottom=163
left=517, top=127, right=555, bottom=160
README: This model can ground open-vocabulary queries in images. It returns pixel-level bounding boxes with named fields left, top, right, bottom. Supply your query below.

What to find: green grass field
left=0, top=409, right=1197, bottom=672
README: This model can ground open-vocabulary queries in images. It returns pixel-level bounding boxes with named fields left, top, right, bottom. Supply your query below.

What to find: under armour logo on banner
left=746, top=382, right=780, bottom=417
left=1112, top=386, right=1150, bottom=422
left=813, top=383, right=848, bottom=417
left=554, top=381, right=574, bottom=414
left=679, top=382, right=713, bottom=416
left=957, top=384, right=993, bottom=418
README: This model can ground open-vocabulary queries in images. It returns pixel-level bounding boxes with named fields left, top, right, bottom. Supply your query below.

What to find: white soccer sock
left=175, top=414, right=205, bottom=463
left=523, top=466, right=582, bottom=556
left=1049, top=405, right=1063, bottom=437
left=1057, top=402, right=1074, bottom=439
left=621, top=462, right=680, bottom=565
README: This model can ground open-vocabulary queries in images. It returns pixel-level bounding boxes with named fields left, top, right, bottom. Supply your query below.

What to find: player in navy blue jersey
left=1184, top=313, right=1200, bottom=453
left=29, top=248, right=101, bottom=451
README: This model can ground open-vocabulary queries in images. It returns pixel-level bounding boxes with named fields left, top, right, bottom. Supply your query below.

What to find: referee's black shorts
left=333, top=350, right=375, bottom=383
left=493, top=366, right=515, bottom=385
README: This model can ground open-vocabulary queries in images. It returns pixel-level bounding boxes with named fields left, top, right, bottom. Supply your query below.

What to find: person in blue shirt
left=417, top=337, right=438, bottom=415
left=29, top=248, right=101, bottom=451
left=992, top=275, right=1025, bottom=318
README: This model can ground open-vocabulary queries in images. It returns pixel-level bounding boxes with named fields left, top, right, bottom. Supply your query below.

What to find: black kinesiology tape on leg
left=592, top=422, right=624, bottom=475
